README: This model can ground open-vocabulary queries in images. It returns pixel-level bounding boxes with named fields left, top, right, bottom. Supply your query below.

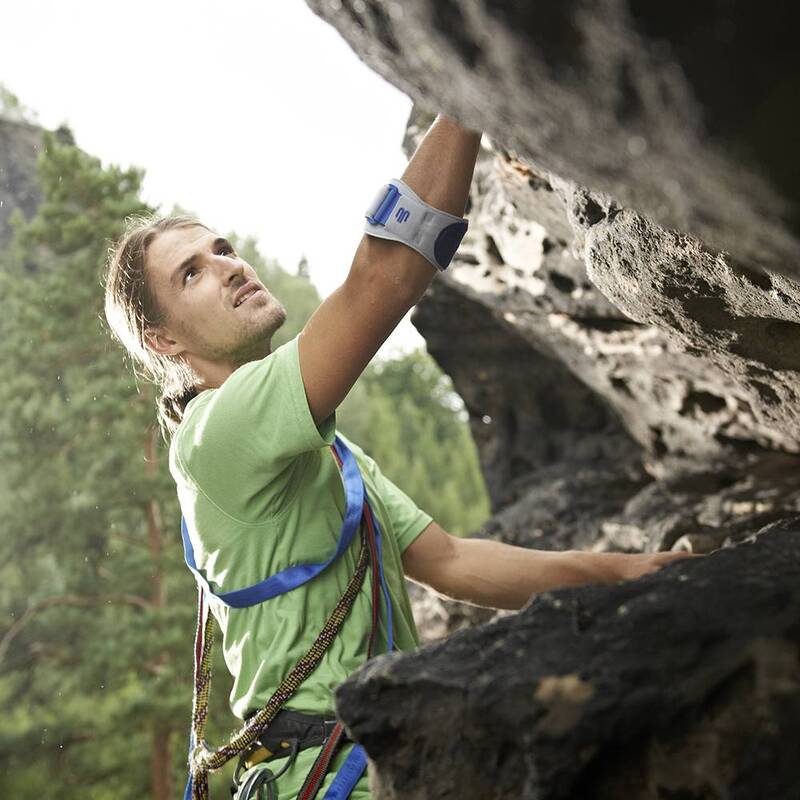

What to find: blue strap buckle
left=365, top=183, right=400, bottom=226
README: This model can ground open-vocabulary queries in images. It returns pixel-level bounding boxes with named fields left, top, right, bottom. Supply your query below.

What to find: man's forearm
left=350, top=113, right=482, bottom=302
left=437, top=537, right=649, bottom=611
left=400, top=114, right=482, bottom=218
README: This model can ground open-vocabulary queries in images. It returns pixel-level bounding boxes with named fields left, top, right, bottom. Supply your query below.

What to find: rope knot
left=190, top=740, right=212, bottom=772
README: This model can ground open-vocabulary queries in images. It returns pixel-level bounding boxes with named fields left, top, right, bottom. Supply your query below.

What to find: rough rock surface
left=0, top=116, right=45, bottom=247
left=308, top=0, right=799, bottom=277
left=343, top=527, right=800, bottom=800
left=305, top=1, right=800, bottom=796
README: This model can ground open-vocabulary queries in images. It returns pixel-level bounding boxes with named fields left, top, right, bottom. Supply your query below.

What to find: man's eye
left=183, top=247, right=235, bottom=284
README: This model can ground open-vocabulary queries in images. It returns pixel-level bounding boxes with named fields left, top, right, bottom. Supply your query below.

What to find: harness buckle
left=242, top=741, right=292, bottom=770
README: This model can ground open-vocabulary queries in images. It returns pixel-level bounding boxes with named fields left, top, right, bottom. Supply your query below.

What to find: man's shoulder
left=170, top=388, right=210, bottom=450
left=166, top=333, right=338, bottom=522
left=168, top=338, right=294, bottom=467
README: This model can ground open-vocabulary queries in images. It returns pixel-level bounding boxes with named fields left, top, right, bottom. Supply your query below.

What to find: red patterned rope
left=187, top=513, right=372, bottom=795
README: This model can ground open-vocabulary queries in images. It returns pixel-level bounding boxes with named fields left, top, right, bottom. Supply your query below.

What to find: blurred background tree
left=0, top=124, right=488, bottom=798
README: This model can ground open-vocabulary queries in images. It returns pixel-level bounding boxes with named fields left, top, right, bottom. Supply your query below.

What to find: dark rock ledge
left=337, top=526, right=800, bottom=800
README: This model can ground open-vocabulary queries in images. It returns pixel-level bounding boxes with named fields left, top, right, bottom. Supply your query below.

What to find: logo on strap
left=395, top=207, right=410, bottom=223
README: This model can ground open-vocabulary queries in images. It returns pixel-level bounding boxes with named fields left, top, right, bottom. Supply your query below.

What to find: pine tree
left=339, top=349, right=491, bottom=535
left=0, top=130, right=239, bottom=799
left=296, top=253, right=310, bottom=280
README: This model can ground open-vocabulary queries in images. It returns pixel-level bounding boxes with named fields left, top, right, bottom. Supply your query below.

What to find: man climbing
left=103, top=113, right=698, bottom=799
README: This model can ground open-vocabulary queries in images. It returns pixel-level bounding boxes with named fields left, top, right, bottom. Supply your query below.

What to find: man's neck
left=191, top=343, right=273, bottom=390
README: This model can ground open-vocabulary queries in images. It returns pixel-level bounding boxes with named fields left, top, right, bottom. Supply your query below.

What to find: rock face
left=305, top=1, right=800, bottom=796
left=308, top=0, right=799, bottom=278
left=340, top=527, right=800, bottom=800
left=0, top=116, right=45, bottom=248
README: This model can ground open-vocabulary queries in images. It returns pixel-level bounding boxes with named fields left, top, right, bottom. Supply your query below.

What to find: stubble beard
left=228, top=294, right=288, bottom=364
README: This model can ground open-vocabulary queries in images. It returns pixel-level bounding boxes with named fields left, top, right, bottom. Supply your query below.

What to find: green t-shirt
left=168, top=331, right=433, bottom=798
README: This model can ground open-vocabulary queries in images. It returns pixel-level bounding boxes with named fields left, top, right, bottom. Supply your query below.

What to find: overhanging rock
left=307, top=0, right=800, bottom=277
left=303, top=2, right=800, bottom=796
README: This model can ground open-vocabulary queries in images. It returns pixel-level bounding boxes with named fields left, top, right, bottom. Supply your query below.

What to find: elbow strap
left=363, top=177, right=469, bottom=271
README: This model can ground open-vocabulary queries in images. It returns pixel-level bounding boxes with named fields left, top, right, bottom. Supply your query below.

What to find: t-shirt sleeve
left=174, top=332, right=337, bottom=522
left=365, top=460, right=434, bottom=553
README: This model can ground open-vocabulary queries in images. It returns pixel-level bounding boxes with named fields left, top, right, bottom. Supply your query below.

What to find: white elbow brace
left=363, top=178, right=469, bottom=271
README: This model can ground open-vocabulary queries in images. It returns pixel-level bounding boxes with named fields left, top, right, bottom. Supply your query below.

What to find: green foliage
left=338, top=352, right=490, bottom=535
left=0, top=126, right=489, bottom=798
left=0, top=82, right=40, bottom=124
left=0, top=131, right=236, bottom=798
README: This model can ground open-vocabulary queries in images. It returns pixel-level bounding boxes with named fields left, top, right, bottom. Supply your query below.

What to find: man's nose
left=218, top=258, right=244, bottom=281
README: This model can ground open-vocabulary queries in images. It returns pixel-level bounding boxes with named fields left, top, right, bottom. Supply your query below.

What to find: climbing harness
left=180, top=434, right=395, bottom=800
left=232, top=709, right=344, bottom=799
left=180, top=435, right=391, bottom=798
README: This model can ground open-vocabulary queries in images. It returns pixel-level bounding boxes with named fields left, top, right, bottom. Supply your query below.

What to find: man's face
left=143, top=225, right=287, bottom=384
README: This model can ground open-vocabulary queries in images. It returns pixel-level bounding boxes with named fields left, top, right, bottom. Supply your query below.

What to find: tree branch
left=0, top=593, right=151, bottom=662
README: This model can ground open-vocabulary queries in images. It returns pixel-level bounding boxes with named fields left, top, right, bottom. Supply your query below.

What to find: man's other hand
left=618, top=550, right=706, bottom=582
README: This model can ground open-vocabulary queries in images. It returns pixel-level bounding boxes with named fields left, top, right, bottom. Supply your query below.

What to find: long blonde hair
left=102, top=212, right=211, bottom=442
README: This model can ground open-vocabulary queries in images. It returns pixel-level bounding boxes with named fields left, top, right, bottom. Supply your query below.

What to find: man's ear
left=144, top=326, right=184, bottom=357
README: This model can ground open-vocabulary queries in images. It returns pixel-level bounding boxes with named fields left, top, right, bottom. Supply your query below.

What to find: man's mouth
left=234, top=287, right=265, bottom=307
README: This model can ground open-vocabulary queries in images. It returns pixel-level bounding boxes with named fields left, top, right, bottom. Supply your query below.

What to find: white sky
left=1, top=0, right=426, bottom=359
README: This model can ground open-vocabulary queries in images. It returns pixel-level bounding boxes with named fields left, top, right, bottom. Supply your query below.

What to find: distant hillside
left=0, top=114, right=76, bottom=250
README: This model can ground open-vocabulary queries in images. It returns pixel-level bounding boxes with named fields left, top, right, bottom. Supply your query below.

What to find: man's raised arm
left=298, top=114, right=482, bottom=427
left=351, top=114, right=483, bottom=302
